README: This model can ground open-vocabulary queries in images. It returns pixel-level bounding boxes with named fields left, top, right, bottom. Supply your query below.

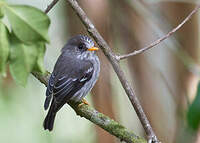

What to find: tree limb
left=65, top=0, right=159, bottom=142
left=118, top=4, right=200, bottom=60
left=32, top=72, right=146, bottom=143
left=45, top=0, right=60, bottom=14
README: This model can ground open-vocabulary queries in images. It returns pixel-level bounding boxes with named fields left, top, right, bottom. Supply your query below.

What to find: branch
left=45, top=0, right=60, bottom=14
left=118, top=4, right=200, bottom=60
left=66, top=0, right=159, bottom=142
left=32, top=72, right=146, bottom=143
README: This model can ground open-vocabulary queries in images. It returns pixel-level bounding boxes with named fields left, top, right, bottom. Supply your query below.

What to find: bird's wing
left=44, top=73, right=55, bottom=110
left=44, top=61, right=94, bottom=110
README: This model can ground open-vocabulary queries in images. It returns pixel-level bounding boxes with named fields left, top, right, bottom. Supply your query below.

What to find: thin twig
left=118, top=4, right=200, bottom=60
left=66, top=0, right=159, bottom=142
left=45, top=0, right=59, bottom=14
left=32, top=72, right=146, bottom=143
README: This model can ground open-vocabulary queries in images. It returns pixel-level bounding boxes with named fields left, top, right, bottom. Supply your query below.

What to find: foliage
left=187, top=81, right=200, bottom=130
left=0, top=1, right=50, bottom=86
left=0, top=20, right=9, bottom=77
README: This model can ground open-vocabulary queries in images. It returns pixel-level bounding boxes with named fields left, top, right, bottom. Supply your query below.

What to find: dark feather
left=43, top=98, right=57, bottom=131
left=44, top=73, right=55, bottom=110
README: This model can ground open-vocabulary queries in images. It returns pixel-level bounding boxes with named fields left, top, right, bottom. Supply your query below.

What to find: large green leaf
left=33, top=42, right=46, bottom=73
left=9, top=34, right=38, bottom=86
left=0, top=7, right=3, bottom=18
left=4, top=5, right=50, bottom=43
left=187, top=82, right=200, bottom=130
left=0, top=21, right=9, bottom=77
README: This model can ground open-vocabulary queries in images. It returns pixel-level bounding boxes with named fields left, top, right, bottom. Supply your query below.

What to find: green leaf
left=9, top=34, right=38, bottom=86
left=187, top=82, right=200, bottom=130
left=0, top=21, right=9, bottom=77
left=0, top=7, right=4, bottom=18
left=33, top=42, right=46, bottom=73
left=0, top=0, right=6, bottom=19
left=4, top=5, right=50, bottom=43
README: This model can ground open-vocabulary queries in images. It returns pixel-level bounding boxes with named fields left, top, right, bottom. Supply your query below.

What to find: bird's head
left=62, top=35, right=99, bottom=55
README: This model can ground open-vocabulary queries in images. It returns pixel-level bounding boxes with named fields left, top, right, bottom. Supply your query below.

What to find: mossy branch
left=32, top=72, right=146, bottom=143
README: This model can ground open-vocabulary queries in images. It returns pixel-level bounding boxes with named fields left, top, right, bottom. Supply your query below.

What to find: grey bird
left=43, top=35, right=100, bottom=131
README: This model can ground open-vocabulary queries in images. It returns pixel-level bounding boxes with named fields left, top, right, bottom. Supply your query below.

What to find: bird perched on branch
left=43, top=35, right=100, bottom=131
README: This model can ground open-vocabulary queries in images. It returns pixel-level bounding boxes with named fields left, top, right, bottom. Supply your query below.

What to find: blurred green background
left=1, top=0, right=200, bottom=143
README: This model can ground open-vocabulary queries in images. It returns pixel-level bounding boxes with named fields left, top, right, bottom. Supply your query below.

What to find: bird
left=43, top=35, right=100, bottom=131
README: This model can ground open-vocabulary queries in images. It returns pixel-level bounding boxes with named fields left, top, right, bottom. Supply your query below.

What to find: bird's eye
left=78, top=44, right=85, bottom=50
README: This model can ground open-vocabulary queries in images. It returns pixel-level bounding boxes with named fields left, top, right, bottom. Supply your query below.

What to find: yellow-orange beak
left=87, top=46, right=99, bottom=51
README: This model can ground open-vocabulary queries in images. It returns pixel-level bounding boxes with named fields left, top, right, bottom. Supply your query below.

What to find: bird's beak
left=88, top=46, right=99, bottom=51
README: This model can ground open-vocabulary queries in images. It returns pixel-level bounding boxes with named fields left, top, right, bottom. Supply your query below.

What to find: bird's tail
left=43, top=100, right=57, bottom=131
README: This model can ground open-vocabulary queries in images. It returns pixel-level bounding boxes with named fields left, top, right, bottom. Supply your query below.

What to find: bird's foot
left=82, top=99, right=89, bottom=105
left=78, top=99, right=89, bottom=108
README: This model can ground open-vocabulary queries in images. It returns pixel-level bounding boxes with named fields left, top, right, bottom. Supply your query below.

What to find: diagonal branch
left=45, top=0, right=60, bottom=14
left=118, top=4, right=200, bottom=60
left=66, top=0, right=159, bottom=142
left=32, top=72, right=146, bottom=143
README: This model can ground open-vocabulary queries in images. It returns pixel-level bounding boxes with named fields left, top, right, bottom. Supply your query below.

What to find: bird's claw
left=82, top=99, right=89, bottom=105
left=78, top=99, right=89, bottom=108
